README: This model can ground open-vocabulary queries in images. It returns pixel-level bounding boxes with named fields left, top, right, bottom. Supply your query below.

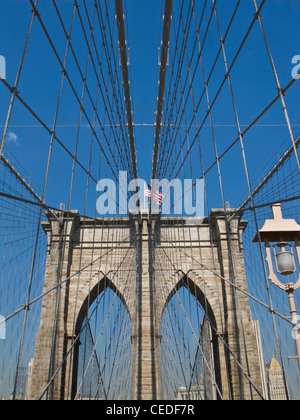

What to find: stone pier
left=29, top=209, right=262, bottom=400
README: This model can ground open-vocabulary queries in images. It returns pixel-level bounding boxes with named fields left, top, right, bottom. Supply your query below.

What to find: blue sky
left=0, top=0, right=300, bottom=216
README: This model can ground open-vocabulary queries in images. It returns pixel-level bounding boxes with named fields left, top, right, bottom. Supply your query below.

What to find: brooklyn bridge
left=0, top=0, right=300, bottom=400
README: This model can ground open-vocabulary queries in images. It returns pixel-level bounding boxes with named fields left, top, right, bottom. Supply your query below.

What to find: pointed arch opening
left=71, top=276, right=133, bottom=400
left=159, top=274, right=222, bottom=400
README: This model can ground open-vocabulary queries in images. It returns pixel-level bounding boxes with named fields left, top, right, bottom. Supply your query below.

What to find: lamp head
left=253, top=204, right=300, bottom=291
left=253, top=204, right=300, bottom=243
left=275, top=242, right=296, bottom=276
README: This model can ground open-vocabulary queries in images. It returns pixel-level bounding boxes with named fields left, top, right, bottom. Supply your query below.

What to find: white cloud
left=7, top=131, right=19, bottom=145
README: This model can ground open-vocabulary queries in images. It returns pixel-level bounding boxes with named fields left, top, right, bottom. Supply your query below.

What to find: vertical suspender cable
left=152, top=0, right=173, bottom=182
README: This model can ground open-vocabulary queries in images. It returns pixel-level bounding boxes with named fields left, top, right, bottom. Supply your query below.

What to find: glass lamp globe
left=275, top=248, right=295, bottom=276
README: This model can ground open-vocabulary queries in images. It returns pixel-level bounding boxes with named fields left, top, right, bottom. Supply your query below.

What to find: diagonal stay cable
left=157, top=229, right=295, bottom=328
left=0, top=229, right=136, bottom=327
left=156, top=243, right=264, bottom=399
left=38, top=243, right=135, bottom=400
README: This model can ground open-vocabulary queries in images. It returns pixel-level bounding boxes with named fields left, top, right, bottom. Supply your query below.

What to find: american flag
left=144, top=183, right=164, bottom=205
left=154, top=190, right=164, bottom=205
left=144, top=183, right=152, bottom=198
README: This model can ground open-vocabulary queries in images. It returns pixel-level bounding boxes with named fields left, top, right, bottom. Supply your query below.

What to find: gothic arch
left=73, top=273, right=132, bottom=337
left=158, top=271, right=223, bottom=399
left=160, top=273, right=216, bottom=325
left=69, top=273, right=133, bottom=400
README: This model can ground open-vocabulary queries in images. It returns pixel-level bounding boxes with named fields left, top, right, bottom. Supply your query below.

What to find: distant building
left=200, top=317, right=217, bottom=400
left=25, top=359, right=34, bottom=400
left=15, top=367, right=28, bottom=399
left=252, top=320, right=269, bottom=400
left=175, top=383, right=205, bottom=401
left=267, top=354, right=288, bottom=400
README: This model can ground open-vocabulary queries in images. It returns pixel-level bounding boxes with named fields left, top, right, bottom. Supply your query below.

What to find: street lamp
left=253, top=203, right=300, bottom=372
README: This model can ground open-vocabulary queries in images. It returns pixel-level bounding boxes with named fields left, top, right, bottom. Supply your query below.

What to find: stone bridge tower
left=29, top=209, right=262, bottom=400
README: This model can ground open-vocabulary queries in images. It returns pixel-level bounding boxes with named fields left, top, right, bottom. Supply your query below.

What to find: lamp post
left=253, top=203, right=300, bottom=373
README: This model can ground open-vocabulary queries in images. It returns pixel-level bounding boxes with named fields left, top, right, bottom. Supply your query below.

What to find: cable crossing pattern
left=0, top=0, right=300, bottom=401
